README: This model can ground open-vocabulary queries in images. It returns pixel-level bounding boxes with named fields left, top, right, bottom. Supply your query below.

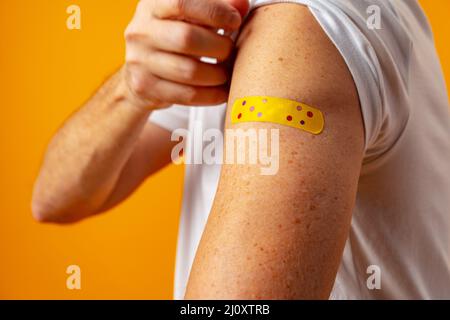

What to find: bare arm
left=185, top=3, right=365, bottom=299
left=32, top=70, right=170, bottom=223
left=32, top=0, right=247, bottom=223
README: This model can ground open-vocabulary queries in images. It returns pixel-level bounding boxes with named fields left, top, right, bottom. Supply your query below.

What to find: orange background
left=0, top=0, right=448, bottom=299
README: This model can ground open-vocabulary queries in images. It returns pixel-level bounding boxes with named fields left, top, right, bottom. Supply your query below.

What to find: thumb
left=223, top=0, right=250, bottom=19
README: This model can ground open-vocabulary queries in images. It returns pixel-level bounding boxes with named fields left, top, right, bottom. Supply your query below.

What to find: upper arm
left=185, top=3, right=365, bottom=299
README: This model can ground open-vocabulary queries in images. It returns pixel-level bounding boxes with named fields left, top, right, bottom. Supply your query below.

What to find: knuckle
left=124, top=50, right=138, bottom=64
left=174, top=25, right=195, bottom=50
left=127, top=67, right=152, bottom=98
left=181, top=86, right=198, bottom=104
left=124, top=24, right=141, bottom=43
left=130, top=76, right=147, bottom=97
left=124, top=25, right=134, bottom=41
left=178, top=60, right=198, bottom=81
left=125, top=44, right=146, bottom=64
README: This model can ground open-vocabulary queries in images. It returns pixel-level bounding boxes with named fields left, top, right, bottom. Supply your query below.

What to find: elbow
left=31, top=185, right=52, bottom=223
left=31, top=200, right=57, bottom=223
left=31, top=200, right=75, bottom=224
left=31, top=192, right=85, bottom=225
left=31, top=175, right=104, bottom=224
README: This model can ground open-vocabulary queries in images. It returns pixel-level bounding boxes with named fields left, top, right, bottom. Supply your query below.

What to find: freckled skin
left=185, top=4, right=364, bottom=300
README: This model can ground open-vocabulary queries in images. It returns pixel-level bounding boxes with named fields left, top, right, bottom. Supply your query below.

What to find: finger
left=152, top=0, right=242, bottom=31
left=147, top=50, right=228, bottom=86
left=127, top=64, right=228, bottom=106
left=149, top=19, right=234, bottom=61
left=153, top=79, right=229, bottom=106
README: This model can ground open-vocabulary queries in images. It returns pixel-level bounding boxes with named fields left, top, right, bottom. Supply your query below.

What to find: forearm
left=32, top=68, right=152, bottom=223
left=32, top=0, right=247, bottom=223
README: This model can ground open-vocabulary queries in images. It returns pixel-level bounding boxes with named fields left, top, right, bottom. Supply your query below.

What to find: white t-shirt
left=149, top=0, right=450, bottom=299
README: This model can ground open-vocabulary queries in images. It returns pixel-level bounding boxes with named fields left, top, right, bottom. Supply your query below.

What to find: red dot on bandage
left=237, top=113, right=242, bottom=119
left=287, top=115, right=293, bottom=121
left=307, top=111, right=314, bottom=118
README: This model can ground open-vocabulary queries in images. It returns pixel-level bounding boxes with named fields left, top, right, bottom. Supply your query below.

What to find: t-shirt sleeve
left=148, top=104, right=191, bottom=132
left=249, top=0, right=412, bottom=162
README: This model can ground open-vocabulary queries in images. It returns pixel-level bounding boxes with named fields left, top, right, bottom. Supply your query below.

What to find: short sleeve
left=148, top=104, right=191, bottom=132
left=249, top=0, right=412, bottom=163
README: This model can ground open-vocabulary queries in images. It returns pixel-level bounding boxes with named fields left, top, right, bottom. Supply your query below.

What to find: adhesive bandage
left=231, top=96, right=325, bottom=135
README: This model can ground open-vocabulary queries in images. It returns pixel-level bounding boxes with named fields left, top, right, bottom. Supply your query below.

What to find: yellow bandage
left=231, top=96, right=324, bottom=135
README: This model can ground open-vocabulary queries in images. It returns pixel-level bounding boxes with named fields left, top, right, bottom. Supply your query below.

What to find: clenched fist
left=123, top=0, right=249, bottom=110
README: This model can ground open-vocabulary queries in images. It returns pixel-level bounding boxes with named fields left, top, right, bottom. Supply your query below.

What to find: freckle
left=247, top=256, right=251, bottom=260
left=278, top=224, right=282, bottom=228
left=310, top=204, right=316, bottom=210
left=334, top=196, right=338, bottom=200
left=260, top=247, right=264, bottom=251
left=278, top=57, right=284, bottom=62
left=264, top=7, right=269, bottom=11
left=288, top=160, right=293, bottom=164
left=291, top=151, right=298, bottom=155
left=294, top=218, right=301, bottom=224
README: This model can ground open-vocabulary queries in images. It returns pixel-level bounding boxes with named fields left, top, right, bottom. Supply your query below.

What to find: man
left=32, top=0, right=450, bottom=299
